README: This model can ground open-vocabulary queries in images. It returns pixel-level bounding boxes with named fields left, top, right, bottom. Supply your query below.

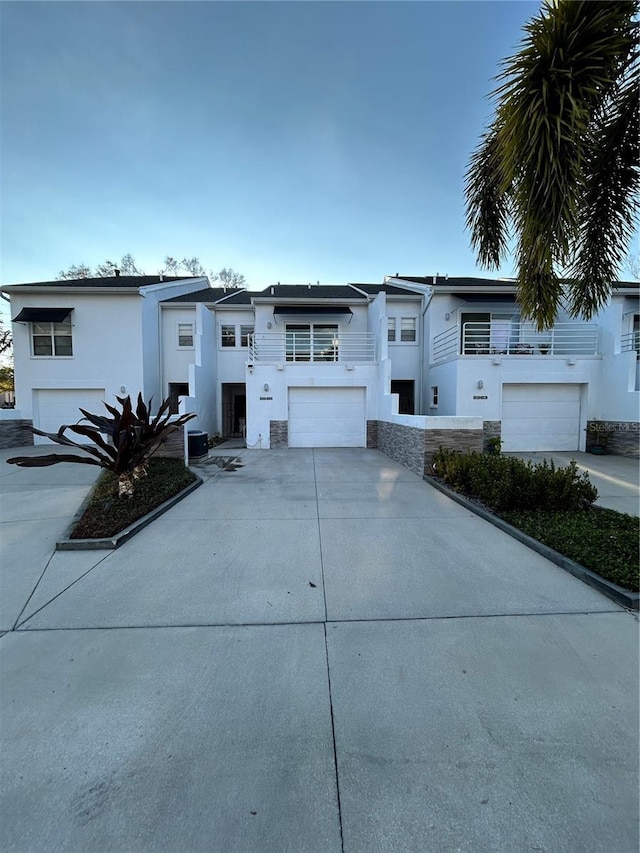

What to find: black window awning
left=273, top=306, right=352, bottom=316
left=12, top=307, right=73, bottom=323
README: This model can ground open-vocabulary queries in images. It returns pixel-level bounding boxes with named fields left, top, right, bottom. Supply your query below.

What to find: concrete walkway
left=1, top=447, right=638, bottom=852
left=508, top=450, right=639, bottom=516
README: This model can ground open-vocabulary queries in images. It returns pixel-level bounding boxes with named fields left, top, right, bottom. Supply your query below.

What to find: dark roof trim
left=273, top=306, right=353, bottom=316
left=13, top=307, right=73, bottom=323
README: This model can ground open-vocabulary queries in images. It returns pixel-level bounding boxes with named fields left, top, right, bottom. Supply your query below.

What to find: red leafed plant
left=7, top=393, right=196, bottom=497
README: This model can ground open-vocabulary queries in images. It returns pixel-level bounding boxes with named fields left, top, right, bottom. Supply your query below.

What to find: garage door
left=34, top=389, right=106, bottom=445
left=501, top=384, right=581, bottom=452
left=288, top=387, right=366, bottom=447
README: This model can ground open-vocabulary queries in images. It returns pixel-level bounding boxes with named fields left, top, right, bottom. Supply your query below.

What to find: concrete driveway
left=1, top=446, right=638, bottom=852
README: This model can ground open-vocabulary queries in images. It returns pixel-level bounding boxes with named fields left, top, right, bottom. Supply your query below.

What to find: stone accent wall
left=270, top=420, right=289, bottom=448
left=377, top=421, right=425, bottom=476
left=366, top=420, right=378, bottom=449
left=585, top=420, right=639, bottom=458
left=0, top=420, right=34, bottom=449
left=483, top=420, right=502, bottom=453
left=156, top=428, right=185, bottom=460
left=423, top=429, right=484, bottom=474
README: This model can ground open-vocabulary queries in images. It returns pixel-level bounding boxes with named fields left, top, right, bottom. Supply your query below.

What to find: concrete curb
left=56, top=475, right=203, bottom=551
left=423, top=475, right=639, bottom=611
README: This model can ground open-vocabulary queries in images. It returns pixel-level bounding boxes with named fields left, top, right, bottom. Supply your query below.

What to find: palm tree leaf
left=6, top=453, right=104, bottom=469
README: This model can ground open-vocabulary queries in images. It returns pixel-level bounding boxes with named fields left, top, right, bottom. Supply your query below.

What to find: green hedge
left=432, top=448, right=597, bottom=512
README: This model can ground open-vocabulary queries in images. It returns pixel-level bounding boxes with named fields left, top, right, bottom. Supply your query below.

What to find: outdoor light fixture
left=120, top=385, right=126, bottom=393
left=264, top=383, right=269, bottom=392
left=476, top=380, right=484, bottom=389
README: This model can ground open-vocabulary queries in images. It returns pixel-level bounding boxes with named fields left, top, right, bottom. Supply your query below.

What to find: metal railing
left=621, top=330, right=640, bottom=355
left=248, top=332, right=376, bottom=363
left=432, top=321, right=598, bottom=361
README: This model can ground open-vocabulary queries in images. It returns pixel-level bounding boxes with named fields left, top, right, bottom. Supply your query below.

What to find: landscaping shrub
left=71, top=457, right=196, bottom=539
left=7, top=393, right=196, bottom=497
left=432, top=448, right=597, bottom=512
left=500, top=508, right=639, bottom=591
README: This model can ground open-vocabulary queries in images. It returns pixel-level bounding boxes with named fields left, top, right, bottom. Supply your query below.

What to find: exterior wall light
left=263, top=383, right=269, bottom=392
left=477, top=380, right=484, bottom=389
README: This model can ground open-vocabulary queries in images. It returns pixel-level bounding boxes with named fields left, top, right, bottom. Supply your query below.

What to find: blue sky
left=1, top=0, right=540, bottom=292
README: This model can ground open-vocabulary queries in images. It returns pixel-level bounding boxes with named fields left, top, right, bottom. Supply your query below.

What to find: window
left=31, top=317, right=73, bottom=356
left=285, top=324, right=339, bottom=362
left=177, top=323, right=194, bottom=348
left=240, top=325, right=254, bottom=347
left=388, top=318, right=396, bottom=342
left=431, top=386, right=439, bottom=408
left=221, top=325, right=236, bottom=347
left=400, top=317, right=417, bottom=342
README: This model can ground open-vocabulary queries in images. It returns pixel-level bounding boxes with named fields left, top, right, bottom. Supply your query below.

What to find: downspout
left=419, top=288, right=434, bottom=415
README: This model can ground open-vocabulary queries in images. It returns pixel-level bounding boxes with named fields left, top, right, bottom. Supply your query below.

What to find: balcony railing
left=248, top=332, right=376, bottom=363
left=621, top=330, right=640, bottom=355
left=432, top=321, right=598, bottom=361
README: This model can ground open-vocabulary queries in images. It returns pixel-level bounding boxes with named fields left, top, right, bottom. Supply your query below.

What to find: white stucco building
left=2, top=273, right=638, bottom=460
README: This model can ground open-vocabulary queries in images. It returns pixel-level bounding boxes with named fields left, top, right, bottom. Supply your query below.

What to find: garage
left=288, top=387, right=366, bottom=447
left=501, top=383, right=582, bottom=452
left=34, top=388, right=106, bottom=444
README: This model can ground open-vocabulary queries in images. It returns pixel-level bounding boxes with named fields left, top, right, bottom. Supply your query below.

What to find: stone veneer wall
left=366, top=420, right=378, bottom=449
left=377, top=421, right=425, bottom=476
left=156, top=428, right=186, bottom=460
left=270, top=420, right=289, bottom=448
left=482, top=420, right=502, bottom=453
left=367, top=419, right=484, bottom=477
left=0, top=420, right=35, bottom=449
left=585, top=420, right=639, bottom=458
left=423, top=430, right=483, bottom=473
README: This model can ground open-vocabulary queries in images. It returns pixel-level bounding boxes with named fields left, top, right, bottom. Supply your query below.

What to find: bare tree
left=0, top=319, right=11, bottom=356
left=56, top=255, right=246, bottom=285
left=211, top=267, right=246, bottom=289
left=57, top=263, right=92, bottom=280
left=179, top=257, right=206, bottom=276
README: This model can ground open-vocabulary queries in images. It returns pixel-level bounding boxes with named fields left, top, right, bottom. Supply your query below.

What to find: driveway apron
left=1, top=447, right=638, bottom=852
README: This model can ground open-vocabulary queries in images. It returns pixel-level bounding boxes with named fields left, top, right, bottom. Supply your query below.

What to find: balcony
left=248, top=331, right=376, bottom=364
left=621, top=330, right=640, bottom=355
left=432, top=321, right=598, bottom=362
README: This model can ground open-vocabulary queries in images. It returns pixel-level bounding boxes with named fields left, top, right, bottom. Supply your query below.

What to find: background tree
left=0, top=318, right=12, bottom=356
left=57, top=255, right=247, bottom=286
left=211, top=268, right=246, bottom=289
left=0, top=365, right=14, bottom=392
left=465, top=0, right=639, bottom=329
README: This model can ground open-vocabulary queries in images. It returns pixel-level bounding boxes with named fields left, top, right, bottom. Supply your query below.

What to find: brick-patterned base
left=378, top=421, right=425, bottom=476
left=483, top=420, right=501, bottom=453
left=423, top=429, right=483, bottom=474
left=156, top=428, right=186, bottom=460
left=270, top=420, right=288, bottom=448
left=585, top=420, right=639, bottom=458
left=0, top=420, right=35, bottom=449
left=366, top=420, right=378, bottom=449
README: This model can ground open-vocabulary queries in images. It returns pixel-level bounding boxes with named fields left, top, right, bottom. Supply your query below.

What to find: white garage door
left=34, top=389, right=106, bottom=445
left=288, top=387, right=366, bottom=448
left=501, top=384, right=581, bottom=452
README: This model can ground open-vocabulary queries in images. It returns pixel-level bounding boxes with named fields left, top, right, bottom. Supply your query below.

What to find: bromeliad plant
left=7, top=393, right=196, bottom=497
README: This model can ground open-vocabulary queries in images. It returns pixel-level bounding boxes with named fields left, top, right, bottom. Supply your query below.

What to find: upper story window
left=32, top=317, right=73, bottom=357
left=286, top=324, right=339, bottom=362
left=400, top=317, right=417, bottom=342
left=221, top=325, right=236, bottom=347
left=387, top=315, right=417, bottom=344
left=240, top=325, right=254, bottom=347
left=177, top=322, right=194, bottom=348
left=220, top=323, right=254, bottom=348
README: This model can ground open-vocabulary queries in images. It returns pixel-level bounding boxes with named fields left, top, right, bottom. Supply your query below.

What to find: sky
left=1, top=0, right=542, bottom=298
